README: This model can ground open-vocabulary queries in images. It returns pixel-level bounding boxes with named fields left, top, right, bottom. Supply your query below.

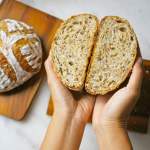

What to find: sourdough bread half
left=85, top=16, right=137, bottom=95
left=0, top=19, right=42, bottom=92
left=50, top=14, right=98, bottom=91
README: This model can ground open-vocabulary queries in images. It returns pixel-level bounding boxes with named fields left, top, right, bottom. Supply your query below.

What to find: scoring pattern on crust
left=0, top=19, right=42, bottom=92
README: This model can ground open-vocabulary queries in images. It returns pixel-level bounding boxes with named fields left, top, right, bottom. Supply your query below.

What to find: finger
left=91, top=94, right=112, bottom=124
left=44, top=56, right=69, bottom=94
left=44, top=57, right=58, bottom=89
left=127, top=57, right=144, bottom=92
left=95, top=93, right=112, bottom=112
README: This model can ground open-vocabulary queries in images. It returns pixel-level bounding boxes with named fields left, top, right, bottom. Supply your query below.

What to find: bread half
left=85, top=16, right=137, bottom=95
left=51, top=14, right=98, bottom=91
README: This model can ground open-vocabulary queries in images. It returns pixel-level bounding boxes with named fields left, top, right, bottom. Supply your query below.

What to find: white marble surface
left=0, top=0, right=150, bottom=150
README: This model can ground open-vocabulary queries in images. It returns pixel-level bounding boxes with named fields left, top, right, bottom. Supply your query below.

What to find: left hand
left=45, top=56, right=95, bottom=123
left=42, top=57, right=95, bottom=150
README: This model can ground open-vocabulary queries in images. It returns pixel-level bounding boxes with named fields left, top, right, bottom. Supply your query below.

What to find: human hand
left=42, top=56, right=95, bottom=150
left=91, top=56, right=143, bottom=150
left=92, top=56, right=144, bottom=129
left=45, top=56, right=95, bottom=123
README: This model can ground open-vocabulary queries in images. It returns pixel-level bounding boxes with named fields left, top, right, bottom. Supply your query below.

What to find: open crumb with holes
left=50, top=15, right=137, bottom=95
left=85, top=16, right=137, bottom=95
left=50, top=14, right=98, bottom=90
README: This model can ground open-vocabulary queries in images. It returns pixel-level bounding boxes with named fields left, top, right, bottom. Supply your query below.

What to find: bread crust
left=85, top=16, right=137, bottom=95
left=0, top=19, right=42, bottom=92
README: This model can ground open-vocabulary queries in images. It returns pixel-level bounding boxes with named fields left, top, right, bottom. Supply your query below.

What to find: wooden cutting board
left=47, top=59, right=150, bottom=133
left=0, top=0, right=62, bottom=120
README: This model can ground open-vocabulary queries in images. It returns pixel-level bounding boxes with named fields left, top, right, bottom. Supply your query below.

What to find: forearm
left=40, top=115, right=71, bottom=150
left=40, top=114, right=86, bottom=150
left=94, top=122, right=132, bottom=150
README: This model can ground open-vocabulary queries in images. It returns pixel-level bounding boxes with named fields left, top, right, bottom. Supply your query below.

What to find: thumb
left=44, top=56, right=70, bottom=95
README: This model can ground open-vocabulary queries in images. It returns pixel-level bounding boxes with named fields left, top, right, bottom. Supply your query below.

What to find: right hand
left=92, top=56, right=144, bottom=130
left=45, top=56, right=95, bottom=124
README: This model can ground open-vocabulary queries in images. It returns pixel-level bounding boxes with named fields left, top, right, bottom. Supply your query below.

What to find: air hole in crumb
left=116, top=20, right=122, bottom=23
left=64, top=35, right=69, bottom=40
left=69, top=61, right=73, bottom=66
left=83, top=26, right=86, bottom=30
left=80, top=31, right=84, bottom=35
left=99, top=76, right=102, bottom=81
left=59, top=68, right=63, bottom=75
left=108, top=81, right=114, bottom=86
left=73, top=21, right=79, bottom=25
left=119, top=27, right=126, bottom=32
left=130, top=36, right=134, bottom=41
left=81, top=46, right=85, bottom=50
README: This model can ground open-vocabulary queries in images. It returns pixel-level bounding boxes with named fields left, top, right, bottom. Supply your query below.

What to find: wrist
left=93, top=119, right=132, bottom=150
left=93, top=118, right=127, bottom=133
left=52, top=111, right=86, bottom=128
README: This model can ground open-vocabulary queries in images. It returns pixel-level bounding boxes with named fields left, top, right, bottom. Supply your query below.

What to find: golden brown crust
left=12, top=38, right=40, bottom=73
left=0, top=52, right=17, bottom=81
left=0, top=19, right=42, bottom=92
left=0, top=21, right=8, bottom=33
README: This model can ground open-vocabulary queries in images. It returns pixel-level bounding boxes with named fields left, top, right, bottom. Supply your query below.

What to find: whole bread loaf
left=50, top=14, right=98, bottom=90
left=50, top=15, right=137, bottom=95
left=85, top=16, right=137, bottom=95
left=0, top=19, right=42, bottom=92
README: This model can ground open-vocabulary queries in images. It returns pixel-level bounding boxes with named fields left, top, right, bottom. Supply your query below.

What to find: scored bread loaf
left=50, top=14, right=98, bottom=90
left=85, top=16, right=137, bottom=95
left=0, top=19, right=42, bottom=92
